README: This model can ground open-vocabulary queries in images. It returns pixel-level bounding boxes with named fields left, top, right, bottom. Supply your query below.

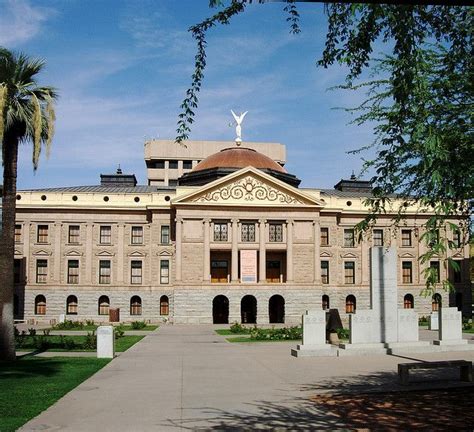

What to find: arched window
left=403, top=294, right=414, bottom=309
left=345, top=295, right=356, bottom=314
left=98, top=295, right=110, bottom=315
left=35, top=295, right=46, bottom=315
left=160, top=295, right=169, bottom=316
left=432, top=293, right=442, bottom=312
left=241, top=295, right=257, bottom=324
left=66, top=295, right=78, bottom=315
left=130, top=296, right=142, bottom=315
left=322, top=295, right=330, bottom=310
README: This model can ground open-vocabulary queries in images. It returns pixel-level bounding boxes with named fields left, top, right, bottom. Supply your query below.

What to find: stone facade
left=13, top=144, right=471, bottom=325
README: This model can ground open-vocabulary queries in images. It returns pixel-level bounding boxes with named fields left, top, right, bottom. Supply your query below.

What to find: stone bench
left=398, top=360, right=473, bottom=385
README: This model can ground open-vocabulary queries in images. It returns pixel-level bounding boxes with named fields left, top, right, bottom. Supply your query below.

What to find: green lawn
left=0, top=357, right=110, bottom=432
left=16, top=335, right=144, bottom=352
left=48, top=324, right=158, bottom=332
left=226, top=336, right=302, bottom=343
left=463, top=327, right=474, bottom=333
left=215, top=329, right=251, bottom=336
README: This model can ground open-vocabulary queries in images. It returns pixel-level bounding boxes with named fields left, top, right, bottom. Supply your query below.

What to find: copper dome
left=192, top=147, right=287, bottom=173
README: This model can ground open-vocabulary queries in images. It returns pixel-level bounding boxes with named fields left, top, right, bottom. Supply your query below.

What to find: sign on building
left=240, top=250, right=257, bottom=283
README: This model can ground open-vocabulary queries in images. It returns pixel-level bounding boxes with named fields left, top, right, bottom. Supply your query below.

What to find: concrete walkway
left=20, top=325, right=474, bottom=431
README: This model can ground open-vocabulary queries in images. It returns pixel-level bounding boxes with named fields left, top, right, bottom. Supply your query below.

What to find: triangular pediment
left=399, top=252, right=415, bottom=258
left=172, top=167, right=324, bottom=208
left=158, top=250, right=173, bottom=257
left=33, top=249, right=51, bottom=256
left=96, top=250, right=115, bottom=257
left=14, top=249, right=22, bottom=256
left=128, top=250, right=147, bottom=257
left=320, top=251, right=333, bottom=258
left=341, top=252, right=358, bottom=259
left=65, top=250, right=83, bottom=257
left=452, top=252, right=463, bottom=259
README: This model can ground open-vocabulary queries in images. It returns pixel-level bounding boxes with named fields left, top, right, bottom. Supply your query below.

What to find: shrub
left=28, top=328, right=36, bottom=336
left=83, top=331, right=97, bottom=350
left=85, top=319, right=95, bottom=327
left=131, top=321, right=147, bottom=330
left=462, top=318, right=472, bottom=331
left=43, top=329, right=51, bottom=336
left=53, top=320, right=84, bottom=330
left=419, top=316, right=429, bottom=325
left=249, top=326, right=302, bottom=341
left=33, top=336, right=50, bottom=351
left=230, top=322, right=248, bottom=334
left=336, top=328, right=350, bottom=340
left=14, top=328, right=27, bottom=348
left=115, top=326, right=125, bottom=339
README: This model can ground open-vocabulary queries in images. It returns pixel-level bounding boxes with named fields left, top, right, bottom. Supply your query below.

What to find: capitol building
left=12, top=138, right=471, bottom=324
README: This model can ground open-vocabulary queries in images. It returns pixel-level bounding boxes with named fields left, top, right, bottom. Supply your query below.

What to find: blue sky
left=1, top=0, right=376, bottom=189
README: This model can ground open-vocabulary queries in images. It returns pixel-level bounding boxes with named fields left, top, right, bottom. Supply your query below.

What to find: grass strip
left=215, top=329, right=250, bottom=336
left=226, top=337, right=302, bottom=343
left=47, top=325, right=158, bottom=332
left=16, top=335, right=144, bottom=352
left=0, top=357, right=110, bottom=432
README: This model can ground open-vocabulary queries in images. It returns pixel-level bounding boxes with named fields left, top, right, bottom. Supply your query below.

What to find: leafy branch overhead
left=176, top=2, right=472, bottom=295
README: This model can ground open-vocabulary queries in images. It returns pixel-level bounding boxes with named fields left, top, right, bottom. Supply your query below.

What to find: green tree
left=177, top=2, right=473, bottom=295
left=0, top=48, right=57, bottom=361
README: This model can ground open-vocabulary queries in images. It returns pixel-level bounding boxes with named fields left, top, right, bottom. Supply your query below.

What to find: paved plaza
left=20, top=325, right=474, bottom=431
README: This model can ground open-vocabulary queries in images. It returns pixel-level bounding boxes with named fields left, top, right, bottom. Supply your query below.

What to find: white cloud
left=0, top=0, right=55, bottom=46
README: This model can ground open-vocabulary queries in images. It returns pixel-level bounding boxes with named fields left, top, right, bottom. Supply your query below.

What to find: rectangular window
left=131, top=226, right=143, bottom=244
left=269, top=224, right=283, bottom=242
left=15, top=224, right=22, bottom=242
left=320, top=228, right=329, bottom=246
left=344, top=261, right=355, bottom=284
left=68, top=225, right=80, bottom=244
left=14, top=259, right=21, bottom=284
left=321, top=261, right=329, bottom=284
left=344, top=229, right=355, bottom=247
left=36, top=259, right=48, bottom=283
left=99, top=260, right=111, bottom=284
left=67, top=260, right=79, bottom=284
left=453, top=230, right=462, bottom=248
left=428, top=229, right=440, bottom=248
left=160, top=225, right=170, bottom=244
left=401, top=229, right=412, bottom=247
left=373, top=229, right=384, bottom=246
left=213, top=223, right=228, bottom=242
left=402, top=261, right=413, bottom=284
left=160, top=260, right=169, bottom=284
left=183, top=160, right=193, bottom=169
left=430, top=261, right=440, bottom=283
left=453, top=260, right=462, bottom=283
left=100, top=226, right=111, bottom=244
left=131, top=261, right=143, bottom=284
left=241, top=223, right=255, bottom=242
left=154, top=160, right=165, bottom=169
left=37, top=225, right=48, bottom=243
left=169, top=160, right=178, bottom=169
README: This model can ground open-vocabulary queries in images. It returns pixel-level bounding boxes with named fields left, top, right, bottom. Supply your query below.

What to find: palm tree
left=0, top=48, right=57, bottom=361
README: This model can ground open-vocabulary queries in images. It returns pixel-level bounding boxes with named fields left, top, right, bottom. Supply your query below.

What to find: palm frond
left=31, top=94, right=42, bottom=169
left=0, top=84, right=6, bottom=144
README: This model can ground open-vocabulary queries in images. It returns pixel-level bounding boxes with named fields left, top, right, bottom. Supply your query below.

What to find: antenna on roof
left=117, top=164, right=122, bottom=175
left=350, top=170, right=356, bottom=180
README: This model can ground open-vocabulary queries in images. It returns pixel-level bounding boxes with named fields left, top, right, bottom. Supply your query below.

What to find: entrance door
left=269, top=295, right=285, bottom=323
left=211, top=260, right=229, bottom=283
left=241, top=295, right=257, bottom=324
left=266, top=260, right=281, bottom=283
left=213, top=295, right=229, bottom=324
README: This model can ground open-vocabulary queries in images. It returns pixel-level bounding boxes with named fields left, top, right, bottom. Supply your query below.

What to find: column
left=85, top=223, right=93, bottom=283
left=361, top=234, right=369, bottom=285
left=53, top=223, right=61, bottom=283
left=286, top=219, right=294, bottom=283
left=231, top=218, right=239, bottom=282
left=23, top=223, right=31, bottom=284
left=175, top=218, right=182, bottom=282
left=259, top=219, right=266, bottom=282
left=117, top=224, right=124, bottom=284
left=203, top=219, right=210, bottom=282
left=313, top=220, right=320, bottom=284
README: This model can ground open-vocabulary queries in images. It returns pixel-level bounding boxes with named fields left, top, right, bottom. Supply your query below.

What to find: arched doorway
left=241, top=295, right=257, bottom=324
left=213, top=295, right=229, bottom=324
left=269, top=295, right=285, bottom=323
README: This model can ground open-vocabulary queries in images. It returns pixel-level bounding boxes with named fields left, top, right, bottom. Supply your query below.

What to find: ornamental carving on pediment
left=192, top=176, right=304, bottom=204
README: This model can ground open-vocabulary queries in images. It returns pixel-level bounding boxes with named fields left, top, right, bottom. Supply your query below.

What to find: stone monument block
left=429, top=312, right=439, bottom=331
left=97, top=325, right=115, bottom=358
left=291, top=310, right=335, bottom=357
left=59, top=314, right=65, bottom=324
left=397, top=309, right=419, bottom=342
left=433, top=307, right=466, bottom=345
left=349, top=310, right=377, bottom=344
